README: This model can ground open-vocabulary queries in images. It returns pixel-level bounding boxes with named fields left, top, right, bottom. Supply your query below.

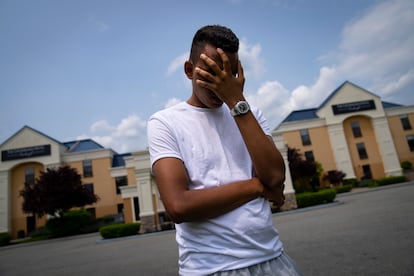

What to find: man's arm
left=196, top=48, right=286, bottom=190
left=234, top=114, right=286, bottom=189
left=153, top=157, right=264, bottom=223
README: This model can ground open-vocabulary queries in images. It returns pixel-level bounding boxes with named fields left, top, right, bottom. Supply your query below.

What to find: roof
left=381, top=101, right=402, bottom=108
left=0, top=125, right=63, bottom=148
left=279, top=81, right=404, bottom=125
left=2, top=125, right=134, bottom=168
left=282, top=108, right=318, bottom=123
left=318, top=81, right=379, bottom=110
left=112, top=153, right=132, bottom=167
left=63, top=139, right=105, bottom=152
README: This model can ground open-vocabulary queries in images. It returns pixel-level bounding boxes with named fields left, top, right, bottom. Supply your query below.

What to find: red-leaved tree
left=20, top=165, right=99, bottom=218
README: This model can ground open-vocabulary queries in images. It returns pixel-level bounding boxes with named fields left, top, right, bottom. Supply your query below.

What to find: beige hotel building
left=273, top=81, right=414, bottom=185
left=1, top=81, right=413, bottom=238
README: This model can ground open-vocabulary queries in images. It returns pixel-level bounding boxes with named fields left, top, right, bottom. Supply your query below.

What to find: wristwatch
left=230, top=101, right=250, bottom=116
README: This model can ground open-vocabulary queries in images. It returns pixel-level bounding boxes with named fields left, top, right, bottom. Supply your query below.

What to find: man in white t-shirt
left=148, top=25, right=302, bottom=276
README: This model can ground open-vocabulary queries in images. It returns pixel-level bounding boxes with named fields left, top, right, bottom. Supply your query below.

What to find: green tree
left=20, top=165, right=99, bottom=218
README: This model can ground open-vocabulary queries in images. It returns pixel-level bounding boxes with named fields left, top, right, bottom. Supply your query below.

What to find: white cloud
left=166, top=52, right=188, bottom=76
left=81, top=0, right=414, bottom=151
left=250, top=0, right=414, bottom=128
left=377, top=69, right=414, bottom=96
left=90, top=120, right=114, bottom=133
left=290, top=67, right=338, bottom=109
left=165, top=97, right=182, bottom=108
left=247, top=81, right=291, bottom=127
left=334, top=0, right=414, bottom=96
left=80, top=114, right=147, bottom=153
left=239, top=39, right=266, bottom=79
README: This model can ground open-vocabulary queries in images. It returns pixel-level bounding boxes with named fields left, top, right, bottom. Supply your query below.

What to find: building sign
left=1, top=144, right=51, bottom=161
left=332, top=100, right=376, bottom=115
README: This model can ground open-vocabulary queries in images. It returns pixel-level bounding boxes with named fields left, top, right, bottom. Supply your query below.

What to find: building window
left=133, top=197, right=140, bottom=221
left=407, top=135, right=414, bottom=152
left=400, top=114, right=412, bottom=130
left=362, top=165, right=372, bottom=180
left=25, top=167, right=35, bottom=185
left=26, top=216, right=36, bottom=237
left=117, top=203, right=124, bottom=213
left=304, top=151, right=315, bottom=162
left=115, top=176, right=128, bottom=194
left=300, top=129, right=311, bottom=146
left=84, top=183, right=94, bottom=194
left=83, top=160, right=93, bottom=177
left=357, top=143, right=368, bottom=159
left=351, top=121, right=362, bottom=138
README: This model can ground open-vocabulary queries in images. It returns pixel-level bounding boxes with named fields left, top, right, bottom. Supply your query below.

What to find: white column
left=0, top=170, right=10, bottom=233
left=136, top=170, right=155, bottom=217
left=372, top=117, right=403, bottom=176
left=327, top=123, right=356, bottom=179
left=273, top=135, right=294, bottom=194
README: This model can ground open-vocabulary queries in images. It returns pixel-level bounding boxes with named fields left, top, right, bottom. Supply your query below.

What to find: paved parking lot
left=1, top=182, right=413, bottom=275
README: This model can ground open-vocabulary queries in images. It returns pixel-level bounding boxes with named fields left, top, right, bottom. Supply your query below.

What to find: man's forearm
left=161, top=178, right=263, bottom=223
left=234, top=112, right=285, bottom=189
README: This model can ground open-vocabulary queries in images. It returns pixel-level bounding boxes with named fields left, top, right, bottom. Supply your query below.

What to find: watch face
left=237, top=102, right=249, bottom=114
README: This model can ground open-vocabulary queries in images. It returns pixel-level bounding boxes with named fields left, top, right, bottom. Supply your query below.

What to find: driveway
left=1, top=182, right=413, bottom=275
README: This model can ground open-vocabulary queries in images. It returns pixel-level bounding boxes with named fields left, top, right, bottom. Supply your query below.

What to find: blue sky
left=1, top=0, right=413, bottom=153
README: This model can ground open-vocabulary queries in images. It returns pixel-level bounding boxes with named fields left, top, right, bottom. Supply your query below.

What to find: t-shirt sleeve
left=251, top=106, right=271, bottom=136
left=147, top=115, right=182, bottom=170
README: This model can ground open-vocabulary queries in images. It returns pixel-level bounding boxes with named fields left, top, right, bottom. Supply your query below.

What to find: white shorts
left=209, top=252, right=303, bottom=276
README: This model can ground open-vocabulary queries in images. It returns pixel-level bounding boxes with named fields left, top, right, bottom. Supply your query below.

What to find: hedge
left=296, top=188, right=337, bottom=208
left=334, top=184, right=353, bottom=194
left=99, top=223, right=140, bottom=239
left=375, top=175, right=407, bottom=186
left=0, top=232, right=11, bottom=246
left=343, top=178, right=357, bottom=186
left=46, top=209, right=92, bottom=237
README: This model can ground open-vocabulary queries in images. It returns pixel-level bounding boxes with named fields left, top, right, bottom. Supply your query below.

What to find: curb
left=337, top=181, right=413, bottom=198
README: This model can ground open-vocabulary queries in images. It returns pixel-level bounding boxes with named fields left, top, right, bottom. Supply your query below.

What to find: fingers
left=199, top=49, right=235, bottom=77
left=195, top=67, right=215, bottom=82
left=195, top=48, right=245, bottom=104
left=217, top=48, right=231, bottom=73
left=238, top=60, right=245, bottom=83
left=199, top=53, right=222, bottom=76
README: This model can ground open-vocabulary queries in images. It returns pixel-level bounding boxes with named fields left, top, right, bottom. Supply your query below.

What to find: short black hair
left=189, top=25, right=239, bottom=62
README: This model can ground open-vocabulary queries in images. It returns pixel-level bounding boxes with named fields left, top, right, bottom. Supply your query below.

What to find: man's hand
left=195, top=48, right=245, bottom=108
left=262, top=184, right=285, bottom=208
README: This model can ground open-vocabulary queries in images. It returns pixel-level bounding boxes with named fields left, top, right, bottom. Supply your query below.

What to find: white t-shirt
left=147, top=102, right=283, bottom=275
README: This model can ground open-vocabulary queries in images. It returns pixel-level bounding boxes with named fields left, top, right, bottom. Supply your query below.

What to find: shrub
left=375, top=175, right=407, bottom=186
left=46, top=209, right=92, bottom=237
left=29, top=227, right=50, bottom=238
left=401, top=161, right=413, bottom=171
left=79, top=215, right=118, bottom=234
left=293, top=180, right=306, bottom=194
left=334, top=184, right=353, bottom=194
left=343, top=178, right=357, bottom=187
left=99, top=223, right=140, bottom=239
left=296, top=189, right=337, bottom=208
left=0, top=232, right=11, bottom=246
left=358, top=179, right=378, bottom=187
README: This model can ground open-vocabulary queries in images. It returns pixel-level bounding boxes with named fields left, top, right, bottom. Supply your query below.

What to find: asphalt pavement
left=1, top=182, right=413, bottom=276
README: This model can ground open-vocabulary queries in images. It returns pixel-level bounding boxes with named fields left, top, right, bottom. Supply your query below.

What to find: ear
left=184, top=61, right=194, bottom=80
